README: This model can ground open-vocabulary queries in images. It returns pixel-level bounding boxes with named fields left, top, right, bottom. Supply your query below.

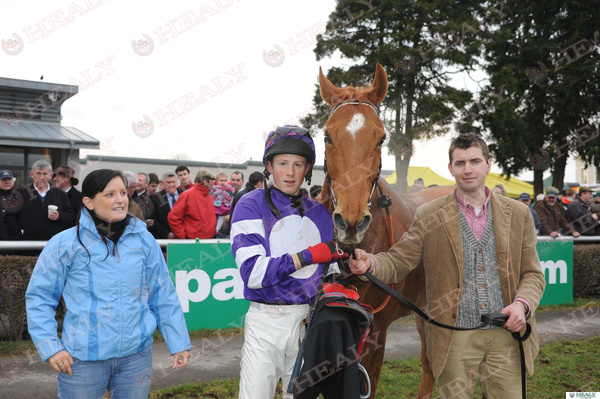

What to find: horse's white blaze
left=345, top=113, right=365, bottom=137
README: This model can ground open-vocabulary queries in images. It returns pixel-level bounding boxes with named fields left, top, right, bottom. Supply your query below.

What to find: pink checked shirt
left=456, top=187, right=492, bottom=242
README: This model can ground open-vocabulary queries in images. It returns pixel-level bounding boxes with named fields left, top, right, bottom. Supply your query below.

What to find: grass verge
left=147, top=336, right=600, bottom=398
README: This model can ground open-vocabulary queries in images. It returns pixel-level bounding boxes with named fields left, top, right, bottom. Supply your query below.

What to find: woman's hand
left=172, top=350, right=191, bottom=369
left=49, top=350, right=75, bottom=376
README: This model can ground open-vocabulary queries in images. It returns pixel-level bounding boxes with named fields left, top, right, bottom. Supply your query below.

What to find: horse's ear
left=319, top=67, right=342, bottom=106
left=367, top=63, right=388, bottom=106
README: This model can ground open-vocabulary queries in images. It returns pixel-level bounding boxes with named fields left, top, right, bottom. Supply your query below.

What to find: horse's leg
left=416, top=316, right=435, bottom=399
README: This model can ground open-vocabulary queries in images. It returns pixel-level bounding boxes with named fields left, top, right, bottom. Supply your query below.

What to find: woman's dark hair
left=82, top=169, right=127, bottom=199
left=77, top=169, right=130, bottom=262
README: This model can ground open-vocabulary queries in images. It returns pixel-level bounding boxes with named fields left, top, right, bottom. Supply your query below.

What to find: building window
left=0, top=146, right=62, bottom=187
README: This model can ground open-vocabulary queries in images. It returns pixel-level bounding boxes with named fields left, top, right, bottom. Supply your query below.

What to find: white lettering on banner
left=541, top=260, right=568, bottom=284
left=175, top=268, right=244, bottom=312
left=176, top=270, right=211, bottom=312
left=212, top=268, right=244, bottom=301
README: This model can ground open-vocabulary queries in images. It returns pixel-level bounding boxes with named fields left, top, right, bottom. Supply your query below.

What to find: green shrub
left=573, top=244, right=600, bottom=298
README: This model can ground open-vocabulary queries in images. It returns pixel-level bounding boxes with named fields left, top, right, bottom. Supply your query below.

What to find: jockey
left=230, top=125, right=349, bottom=399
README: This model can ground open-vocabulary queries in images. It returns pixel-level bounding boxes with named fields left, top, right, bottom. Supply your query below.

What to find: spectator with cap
left=590, top=191, right=600, bottom=235
left=53, top=166, right=83, bottom=226
left=4, top=160, right=74, bottom=240
left=533, top=186, right=580, bottom=238
left=518, top=193, right=541, bottom=234
left=566, top=186, right=599, bottom=236
left=0, top=170, right=15, bottom=240
left=168, top=169, right=217, bottom=239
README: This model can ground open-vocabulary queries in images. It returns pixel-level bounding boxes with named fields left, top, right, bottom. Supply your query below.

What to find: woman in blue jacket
left=26, top=169, right=192, bottom=399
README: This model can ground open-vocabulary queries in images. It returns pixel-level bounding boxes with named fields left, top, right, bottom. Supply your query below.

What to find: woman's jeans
left=57, top=346, right=153, bottom=399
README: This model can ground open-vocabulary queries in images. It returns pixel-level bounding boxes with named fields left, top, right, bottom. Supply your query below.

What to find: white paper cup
left=48, top=205, right=58, bottom=217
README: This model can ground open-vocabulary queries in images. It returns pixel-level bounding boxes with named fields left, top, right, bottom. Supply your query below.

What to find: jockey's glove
left=291, top=240, right=352, bottom=270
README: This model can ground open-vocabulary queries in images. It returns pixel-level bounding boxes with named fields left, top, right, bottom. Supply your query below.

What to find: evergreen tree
left=301, top=0, right=490, bottom=192
left=480, top=0, right=600, bottom=193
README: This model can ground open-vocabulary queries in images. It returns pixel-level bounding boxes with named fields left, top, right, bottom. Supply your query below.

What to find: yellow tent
left=384, top=166, right=455, bottom=189
left=486, top=173, right=533, bottom=199
left=384, top=167, right=534, bottom=198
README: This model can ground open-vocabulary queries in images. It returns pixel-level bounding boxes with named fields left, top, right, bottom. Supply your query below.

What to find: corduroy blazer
left=372, top=189, right=546, bottom=378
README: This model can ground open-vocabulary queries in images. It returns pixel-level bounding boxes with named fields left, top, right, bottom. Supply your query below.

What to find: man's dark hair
left=175, top=164, right=190, bottom=174
left=248, top=171, right=263, bottom=186
left=448, top=133, right=490, bottom=163
left=231, top=171, right=244, bottom=180
left=148, top=172, right=159, bottom=184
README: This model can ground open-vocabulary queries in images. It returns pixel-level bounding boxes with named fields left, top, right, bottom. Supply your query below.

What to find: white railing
left=1, top=237, right=599, bottom=252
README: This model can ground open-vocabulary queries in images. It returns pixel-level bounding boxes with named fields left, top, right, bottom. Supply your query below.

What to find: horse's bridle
left=323, top=100, right=383, bottom=210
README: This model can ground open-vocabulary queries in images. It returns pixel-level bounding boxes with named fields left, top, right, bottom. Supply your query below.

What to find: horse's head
left=319, top=63, right=388, bottom=244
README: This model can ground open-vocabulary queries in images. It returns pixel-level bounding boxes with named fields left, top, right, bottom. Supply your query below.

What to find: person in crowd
left=4, top=160, right=74, bottom=240
left=535, top=193, right=545, bottom=205
left=210, top=172, right=236, bottom=238
left=0, top=170, right=16, bottom=240
left=157, top=179, right=165, bottom=192
left=492, top=183, right=505, bottom=195
left=230, top=171, right=264, bottom=218
left=147, top=173, right=159, bottom=196
left=566, top=186, right=599, bottom=236
left=309, top=185, right=322, bottom=202
left=561, top=188, right=576, bottom=218
left=53, top=166, right=83, bottom=226
left=135, top=172, right=153, bottom=221
left=168, top=169, right=217, bottom=239
left=590, top=191, right=600, bottom=235
left=409, top=177, right=425, bottom=193
left=231, top=125, right=349, bottom=399
left=122, top=171, right=145, bottom=221
left=175, top=164, right=194, bottom=191
left=349, top=133, right=545, bottom=398
left=533, top=186, right=580, bottom=238
left=148, top=172, right=183, bottom=240
left=518, top=193, right=541, bottom=234
left=25, top=169, right=191, bottom=398
left=136, top=173, right=149, bottom=197
left=230, top=171, right=244, bottom=195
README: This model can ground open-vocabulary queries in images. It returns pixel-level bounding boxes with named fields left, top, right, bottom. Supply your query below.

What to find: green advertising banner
left=167, top=242, right=248, bottom=331
left=537, top=240, right=573, bottom=306
left=166, top=239, right=573, bottom=330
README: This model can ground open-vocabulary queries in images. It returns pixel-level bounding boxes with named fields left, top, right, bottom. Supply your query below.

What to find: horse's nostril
left=334, top=213, right=348, bottom=230
left=357, top=215, right=371, bottom=233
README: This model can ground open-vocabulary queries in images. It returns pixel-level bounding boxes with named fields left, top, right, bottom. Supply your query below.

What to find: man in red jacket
left=168, top=169, right=217, bottom=239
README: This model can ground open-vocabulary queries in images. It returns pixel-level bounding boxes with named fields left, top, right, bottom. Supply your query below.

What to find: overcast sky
left=1, top=0, right=574, bottom=182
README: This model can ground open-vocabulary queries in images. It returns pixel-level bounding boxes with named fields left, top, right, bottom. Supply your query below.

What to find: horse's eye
left=324, top=134, right=333, bottom=145
left=377, top=137, right=386, bottom=147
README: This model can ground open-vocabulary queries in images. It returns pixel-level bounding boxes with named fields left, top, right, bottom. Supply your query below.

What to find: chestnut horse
left=318, top=63, right=454, bottom=398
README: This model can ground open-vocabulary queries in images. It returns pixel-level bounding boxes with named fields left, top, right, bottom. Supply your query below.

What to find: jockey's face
left=267, top=154, right=309, bottom=196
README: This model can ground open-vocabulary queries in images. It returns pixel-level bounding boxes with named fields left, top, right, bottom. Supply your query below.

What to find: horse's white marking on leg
left=345, top=113, right=365, bottom=137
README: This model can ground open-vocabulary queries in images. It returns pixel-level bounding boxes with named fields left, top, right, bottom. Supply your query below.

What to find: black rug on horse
left=294, top=297, right=370, bottom=399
